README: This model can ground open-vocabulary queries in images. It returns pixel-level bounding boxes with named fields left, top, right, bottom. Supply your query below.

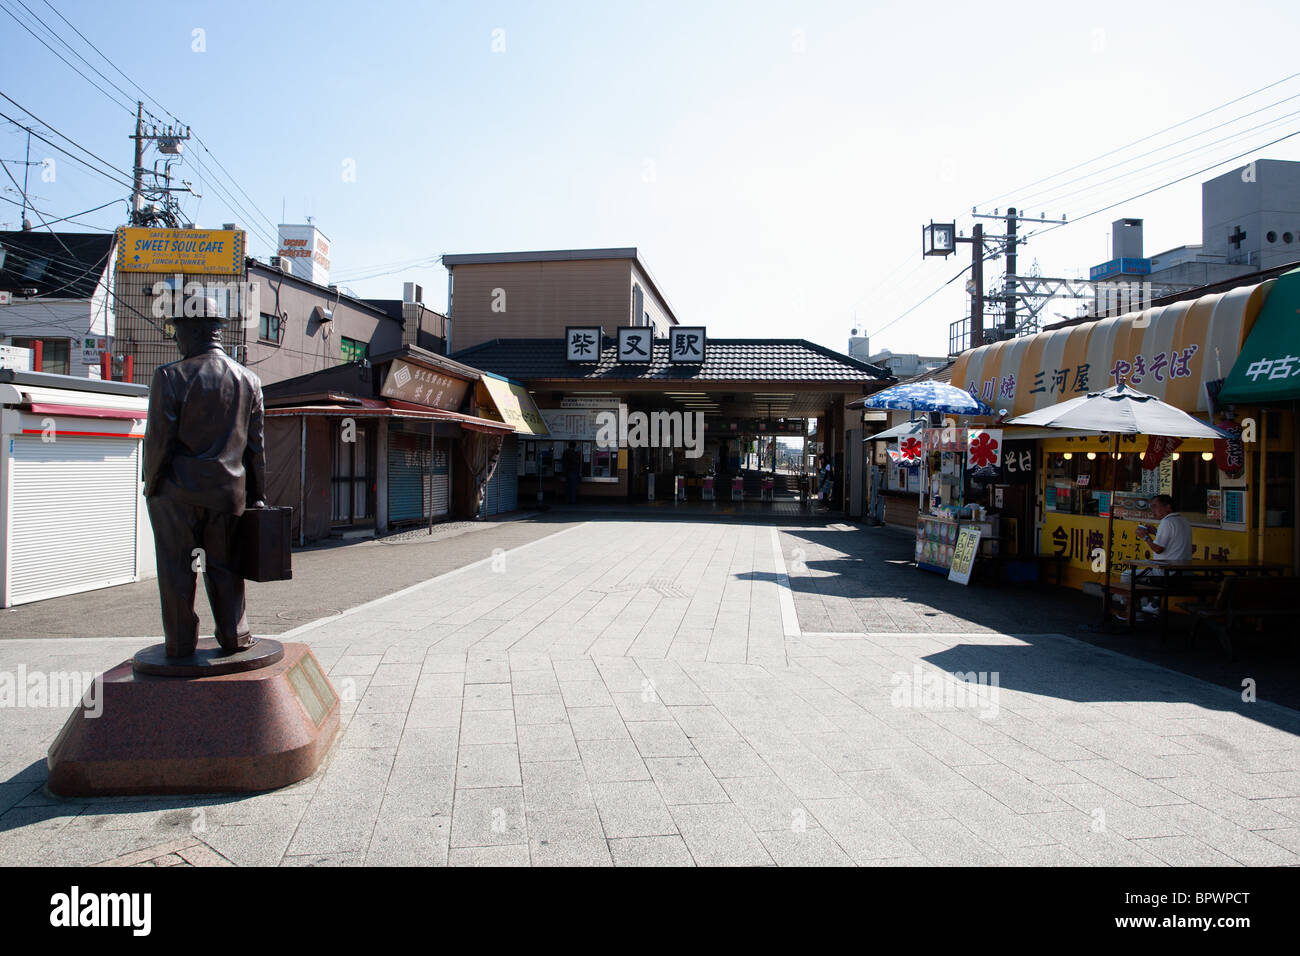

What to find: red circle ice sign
left=900, top=437, right=922, bottom=462
left=968, top=431, right=999, bottom=468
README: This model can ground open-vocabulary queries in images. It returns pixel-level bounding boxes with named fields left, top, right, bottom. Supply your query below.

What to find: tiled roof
left=0, top=230, right=115, bottom=299
left=449, top=338, right=892, bottom=384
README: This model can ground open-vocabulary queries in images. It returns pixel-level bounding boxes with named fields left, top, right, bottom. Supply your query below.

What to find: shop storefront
left=951, top=272, right=1298, bottom=589
left=262, top=346, right=517, bottom=540
left=0, top=371, right=156, bottom=606
left=475, top=372, right=550, bottom=516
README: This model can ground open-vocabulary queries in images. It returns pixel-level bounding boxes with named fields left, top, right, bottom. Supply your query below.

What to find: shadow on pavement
left=771, top=526, right=1300, bottom=715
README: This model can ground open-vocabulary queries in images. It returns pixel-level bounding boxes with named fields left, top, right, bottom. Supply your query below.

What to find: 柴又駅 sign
left=115, top=227, right=244, bottom=275
left=381, top=359, right=470, bottom=411
left=566, top=327, right=603, bottom=362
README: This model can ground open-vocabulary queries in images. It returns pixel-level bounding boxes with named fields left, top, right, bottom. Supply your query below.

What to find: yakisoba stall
left=951, top=273, right=1298, bottom=592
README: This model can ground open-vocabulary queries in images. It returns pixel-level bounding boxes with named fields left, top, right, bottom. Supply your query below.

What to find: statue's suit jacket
left=143, top=345, right=265, bottom=515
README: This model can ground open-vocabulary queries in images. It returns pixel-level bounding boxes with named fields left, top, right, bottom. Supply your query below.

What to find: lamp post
left=923, top=220, right=984, bottom=349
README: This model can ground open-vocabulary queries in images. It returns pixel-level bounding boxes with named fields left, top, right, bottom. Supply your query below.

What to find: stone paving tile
left=720, top=775, right=811, bottom=832
left=456, top=744, right=522, bottom=789
left=1129, top=835, right=1241, bottom=866
left=448, top=845, right=531, bottom=866
left=449, top=786, right=525, bottom=848
left=568, top=706, right=632, bottom=741
left=608, top=835, right=695, bottom=866
left=578, top=738, right=651, bottom=784
left=669, top=803, right=774, bottom=866
left=627, top=720, right=696, bottom=758
left=646, top=755, right=729, bottom=806
left=517, top=723, right=581, bottom=763
left=757, top=827, right=856, bottom=866
left=590, top=780, right=679, bottom=838
left=463, top=683, right=513, bottom=712
left=460, top=709, right=518, bottom=746
left=513, top=694, right=569, bottom=726
left=526, top=809, right=612, bottom=867
left=9, top=519, right=1300, bottom=867
left=522, top=760, right=595, bottom=812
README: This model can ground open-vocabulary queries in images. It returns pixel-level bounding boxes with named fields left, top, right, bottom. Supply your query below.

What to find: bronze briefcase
left=237, top=506, right=293, bottom=581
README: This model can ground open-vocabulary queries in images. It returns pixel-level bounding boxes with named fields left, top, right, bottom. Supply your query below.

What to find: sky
left=5, top=0, right=1300, bottom=360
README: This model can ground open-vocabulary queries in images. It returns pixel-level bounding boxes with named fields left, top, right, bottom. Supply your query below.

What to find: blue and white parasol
left=850, top=381, right=993, bottom=416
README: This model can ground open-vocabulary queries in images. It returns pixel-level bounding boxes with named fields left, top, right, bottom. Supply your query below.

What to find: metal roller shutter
left=484, top=436, right=517, bottom=516
left=8, top=436, right=139, bottom=605
left=429, top=439, right=450, bottom=516
left=387, top=429, right=430, bottom=523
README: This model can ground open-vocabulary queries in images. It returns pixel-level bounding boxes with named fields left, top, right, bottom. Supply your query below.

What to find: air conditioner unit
left=270, top=256, right=294, bottom=274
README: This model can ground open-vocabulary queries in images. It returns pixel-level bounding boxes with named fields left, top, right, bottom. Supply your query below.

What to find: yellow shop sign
left=115, top=227, right=244, bottom=275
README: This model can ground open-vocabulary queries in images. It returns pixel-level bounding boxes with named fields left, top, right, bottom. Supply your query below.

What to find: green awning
left=1218, top=266, right=1300, bottom=404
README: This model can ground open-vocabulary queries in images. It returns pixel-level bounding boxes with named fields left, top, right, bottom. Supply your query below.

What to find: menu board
left=1206, top=489, right=1222, bottom=522
left=948, top=527, right=982, bottom=586
left=1221, top=488, right=1246, bottom=527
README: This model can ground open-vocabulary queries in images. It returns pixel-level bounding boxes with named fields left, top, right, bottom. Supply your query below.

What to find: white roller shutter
left=8, top=436, right=139, bottom=605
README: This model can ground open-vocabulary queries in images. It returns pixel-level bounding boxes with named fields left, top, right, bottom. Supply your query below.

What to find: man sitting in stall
left=1115, top=493, right=1193, bottom=620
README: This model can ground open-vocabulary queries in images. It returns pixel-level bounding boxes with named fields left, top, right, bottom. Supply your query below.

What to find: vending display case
left=915, top=515, right=960, bottom=572
left=915, top=514, right=1000, bottom=574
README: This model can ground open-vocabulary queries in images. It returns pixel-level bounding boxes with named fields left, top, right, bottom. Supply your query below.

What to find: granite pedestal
left=46, top=639, right=339, bottom=797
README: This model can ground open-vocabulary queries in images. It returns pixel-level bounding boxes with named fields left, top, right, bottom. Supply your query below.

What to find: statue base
left=46, top=641, right=339, bottom=797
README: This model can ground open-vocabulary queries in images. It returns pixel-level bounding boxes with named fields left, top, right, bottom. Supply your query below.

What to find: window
left=340, top=336, right=367, bottom=363
left=521, top=439, right=615, bottom=480
left=11, top=337, right=70, bottom=374
left=258, top=312, right=281, bottom=343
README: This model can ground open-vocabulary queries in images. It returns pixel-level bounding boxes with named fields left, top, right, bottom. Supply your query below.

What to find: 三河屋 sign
left=115, top=227, right=244, bottom=274
left=954, top=279, right=1271, bottom=416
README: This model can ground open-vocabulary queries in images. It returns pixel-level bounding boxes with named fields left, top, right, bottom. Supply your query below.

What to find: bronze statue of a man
left=142, top=298, right=266, bottom=658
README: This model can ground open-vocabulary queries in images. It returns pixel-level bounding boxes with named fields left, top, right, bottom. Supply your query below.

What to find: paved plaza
left=3, top=518, right=1300, bottom=866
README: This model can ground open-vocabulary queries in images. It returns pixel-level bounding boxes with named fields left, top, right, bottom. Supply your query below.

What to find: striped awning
left=951, top=280, right=1274, bottom=418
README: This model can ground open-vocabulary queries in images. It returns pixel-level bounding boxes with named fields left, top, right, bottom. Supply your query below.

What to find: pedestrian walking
left=562, top=441, right=582, bottom=504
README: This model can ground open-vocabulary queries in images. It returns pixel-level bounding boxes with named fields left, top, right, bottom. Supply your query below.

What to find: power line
left=0, top=0, right=134, bottom=116
left=0, top=192, right=124, bottom=227
left=1019, top=104, right=1300, bottom=215
left=0, top=104, right=135, bottom=189
left=975, top=71, right=1300, bottom=210
left=41, top=0, right=176, bottom=124
left=11, top=0, right=142, bottom=113
left=16, top=1, right=281, bottom=246
left=1030, top=128, right=1300, bottom=240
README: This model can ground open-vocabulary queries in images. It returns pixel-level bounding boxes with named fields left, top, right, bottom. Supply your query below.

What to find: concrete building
left=867, top=349, right=948, bottom=380
left=1088, top=160, right=1300, bottom=300
left=442, top=248, right=678, bottom=353
left=112, top=235, right=443, bottom=388
left=847, top=330, right=871, bottom=362
left=0, top=231, right=115, bottom=378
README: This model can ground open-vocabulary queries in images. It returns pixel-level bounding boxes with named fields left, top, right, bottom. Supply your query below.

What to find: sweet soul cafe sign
left=949, top=282, right=1270, bottom=418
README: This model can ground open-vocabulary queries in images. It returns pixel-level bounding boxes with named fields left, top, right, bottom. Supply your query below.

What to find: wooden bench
left=1177, top=576, right=1300, bottom=659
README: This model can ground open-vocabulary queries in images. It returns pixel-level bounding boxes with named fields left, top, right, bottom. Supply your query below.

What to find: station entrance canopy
left=448, top=336, right=894, bottom=421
